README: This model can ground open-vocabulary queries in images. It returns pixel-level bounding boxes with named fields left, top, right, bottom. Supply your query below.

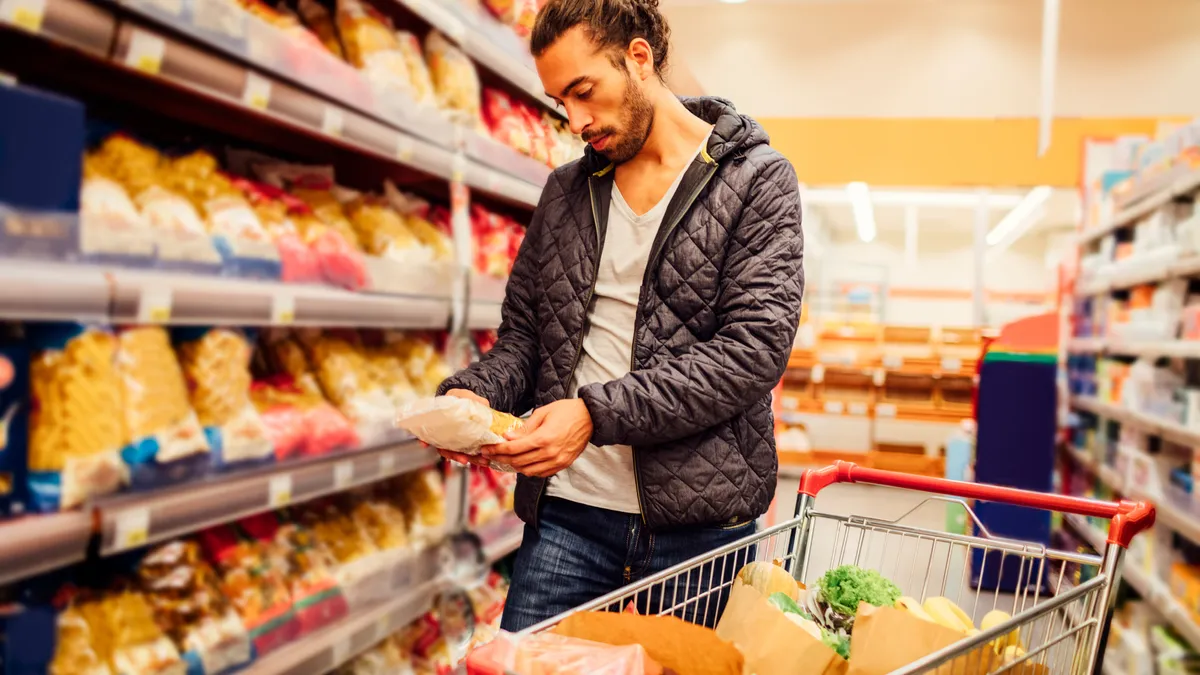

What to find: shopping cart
left=468, top=461, right=1155, bottom=675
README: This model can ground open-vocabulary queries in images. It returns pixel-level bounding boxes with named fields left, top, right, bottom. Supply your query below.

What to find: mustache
left=582, top=128, right=617, bottom=143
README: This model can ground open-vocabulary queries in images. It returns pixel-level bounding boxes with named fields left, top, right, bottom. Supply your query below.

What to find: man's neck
left=625, top=94, right=711, bottom=171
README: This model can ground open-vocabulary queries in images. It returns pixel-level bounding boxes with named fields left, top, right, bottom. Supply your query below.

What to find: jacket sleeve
left=579, top=156, right=805, bottom=447
left=435, top=185, right=549, bottom=415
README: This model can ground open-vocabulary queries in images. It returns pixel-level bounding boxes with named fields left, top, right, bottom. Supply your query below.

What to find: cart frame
left=487, top=462, right=1155, bottom=675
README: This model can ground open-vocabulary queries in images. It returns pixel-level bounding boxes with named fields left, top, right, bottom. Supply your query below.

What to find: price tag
left=849, top=402, right=868, bottom=416
left=242, top=72, right=271, bottom=111
left=126, top=30, right=166, bottom=75
left=333, top=461, right=354, bottom=489
left=137, top=286, right=173, bottom=323
left=379, top=451, right=396, bottom=474
left=823, top=400, right=845, bottom=414
left=451, top=152, right=467, bottom=183
left=113, top=508, right=151, bottom=552
left=0, top=0, right=46, bottom=33
left=331, top=639, right=351, bottom=666
left=395, top=134, right=416, bottom=163
left=270, top=293, right=295, bottom=324
left=873, top=368, right=886, bottom=386
left=877, top=403, right=897, bottom=418
left=268, top=474, right=292, bottom=507
left=322, top=106, right=344, bottom=137
left=811, top=364, right=825, bottom=384
left=882, top=354, right=903, bottom=369
left=941, top=357, right=963, bottom=372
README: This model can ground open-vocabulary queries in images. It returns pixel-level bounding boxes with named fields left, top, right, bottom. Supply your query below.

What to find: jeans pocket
left=714, top=517, right=755, bottom=532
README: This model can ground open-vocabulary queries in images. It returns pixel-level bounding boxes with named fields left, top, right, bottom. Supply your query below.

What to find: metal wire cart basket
left=468, top=461, right=1156, bottom=675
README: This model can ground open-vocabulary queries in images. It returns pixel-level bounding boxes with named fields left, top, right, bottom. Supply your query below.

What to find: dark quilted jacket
left=439, top=96, right=805, bottom=530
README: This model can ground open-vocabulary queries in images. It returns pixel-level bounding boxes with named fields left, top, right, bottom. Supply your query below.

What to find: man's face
left=536, top=26, right=655, bottom=164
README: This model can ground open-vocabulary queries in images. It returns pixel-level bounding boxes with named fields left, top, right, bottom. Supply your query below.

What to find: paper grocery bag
left=847, top=604, right=1043, bottom=675
left=715, top=580, right=847, bottom=675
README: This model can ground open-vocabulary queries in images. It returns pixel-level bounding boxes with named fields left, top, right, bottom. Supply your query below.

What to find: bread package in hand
left=394, top=396, right=520, bottom=470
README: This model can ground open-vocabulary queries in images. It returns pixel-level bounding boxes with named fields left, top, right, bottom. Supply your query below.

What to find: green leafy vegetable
left=821, top=630, right=851, bottom=660
left=767, top=592, right=810, bottom=619
left=817, top=565, right=901, bottom=616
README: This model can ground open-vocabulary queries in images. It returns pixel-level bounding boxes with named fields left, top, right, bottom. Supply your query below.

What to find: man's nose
left=565, top=104, right=591, bottom=136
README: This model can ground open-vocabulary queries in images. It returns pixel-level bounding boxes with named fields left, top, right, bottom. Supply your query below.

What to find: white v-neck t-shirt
left=546, top=133, right=710, bottom=514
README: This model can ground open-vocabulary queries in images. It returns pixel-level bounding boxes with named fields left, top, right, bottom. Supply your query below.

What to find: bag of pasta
left=26, top=324, right=129, bottom=511
left=381, top=331, right=452, bottom=397
left=424, top=30, right=482, bottom=125
left=173, top=328, right=274, bottom=471
left=396, top=30, right=435, bottom=105
left=304, top=332, right=396, bottom=444
left=395, top=397, right=520, bottom=471
left=337, top=0, right=414, bottom=99
left=62, top=589, right=187, bottom=675
left=297, top=0, right=345, bottom=59
left=115, top=327, right=210, bottom=490
left=79, top=154, right=157, bottom=263
left=233, top=178, right=323, bottom=283
left=382, top=182, right=452, bottom=261
left=341, top=191, right=432, bottom=264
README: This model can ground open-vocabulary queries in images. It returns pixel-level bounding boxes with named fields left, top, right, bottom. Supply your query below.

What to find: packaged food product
left=174, top=328, right=274, bottom=470
left=337, top=0, right=415, bottom=99
left=342, top=192, right=432, bottom=264
left=382, top=332, right=452, bottom=396
left=482, top=89, right=533, bottom=157
left=257, top=335, right=361, bottom=457
left=471, top=205, right=516, bottom=278
left=394, top=612, right=452, bottom=675
left=517, top=103, right=550, bottom=165
left=424, top=31, right=482, bottom=125
left=48, top=604, right=111, bottom=675
left=78, top=163, right=156, bottom=263
left=395, top=30, right=435, bottom=105
left=59, top=589, right=188, bottom=675
left=393, top=468, right=446, bottom=545
left=27, top=324, right=129, bottom=511
left=199, top=523, right=300, bottom=656
left=304, top=332, right=396, bottom=444
left=136, top=540, right=253, bottom=674
left=469, top=467, right=501, bottom=526
left=288, top=176, right=365, bottom=251
left=297, top=0, right=345, bottom=59
left=395, top=397, right=519, bottom=465
left=115, top=327, right=210, bottom=489
left=241, top=512, right=349, bottom=635
left=0, top=342, right=29, bottom=517
left=348, top=486, right=409, bottom=550
left=382, top=182, right=452, bottom=260
left=234, top=178, right=324, bottom=283
left=471, top=632, right=659, bottom=675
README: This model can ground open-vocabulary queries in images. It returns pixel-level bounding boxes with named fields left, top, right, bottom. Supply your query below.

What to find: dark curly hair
left=530, top=0, right=671, bottom=79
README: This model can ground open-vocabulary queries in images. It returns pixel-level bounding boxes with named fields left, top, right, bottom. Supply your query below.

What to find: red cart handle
left=797, top=461, right=1155, bottom=549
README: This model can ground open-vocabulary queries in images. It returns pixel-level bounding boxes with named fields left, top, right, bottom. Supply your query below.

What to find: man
left=436, top=0, right=804, bottom=632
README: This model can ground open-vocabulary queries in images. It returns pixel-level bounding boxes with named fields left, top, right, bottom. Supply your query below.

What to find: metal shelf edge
left=0, top=511, right=93, bottom=586
left=1077, top=169, right=1200, bottom=246
left=477, top=511, right=523, bottom=562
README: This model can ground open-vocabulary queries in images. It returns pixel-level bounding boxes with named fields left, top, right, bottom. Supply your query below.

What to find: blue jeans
left=500, top=498, right=757, bottom=632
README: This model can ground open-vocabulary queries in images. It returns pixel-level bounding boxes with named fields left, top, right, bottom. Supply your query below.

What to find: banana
left=981, top=609, right=1022, bottom=652
left=895, top=596, right=937, bottom=623
left=923, top=597, right=975, bottom=633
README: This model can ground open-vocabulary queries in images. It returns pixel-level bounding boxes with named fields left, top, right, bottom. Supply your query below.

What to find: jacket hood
left=582, top=95, right=770, bottom=172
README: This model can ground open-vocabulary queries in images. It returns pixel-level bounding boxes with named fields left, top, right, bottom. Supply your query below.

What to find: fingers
left=518, top=460, right=565, bottom=478
left=486, top=433, right=544, bottom=457
left=437, top=448, right=474, bottom=465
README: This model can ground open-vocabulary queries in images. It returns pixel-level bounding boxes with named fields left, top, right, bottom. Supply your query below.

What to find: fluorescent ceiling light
left=846, top=181, right=876, bottom=243
left=986, top=186, right=1053, bottom=246
left=802, top=188, right=1025, bottom=209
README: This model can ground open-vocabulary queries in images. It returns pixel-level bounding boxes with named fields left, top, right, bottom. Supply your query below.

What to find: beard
left=585, top=76, right=654, bottom=164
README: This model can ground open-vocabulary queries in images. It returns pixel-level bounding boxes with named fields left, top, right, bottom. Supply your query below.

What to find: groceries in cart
left=394, top=396, right=522, bottom=471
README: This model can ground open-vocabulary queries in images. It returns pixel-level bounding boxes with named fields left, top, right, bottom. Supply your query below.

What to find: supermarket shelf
left=1064, top=515, right=1200, bottom=650
left=468, top=274, right=507, bottom=329
left=477, top=510, right=524, bottom=562
left=1062, top=445, right=1200, bottom=547
left=0, top=261, right=454, bottom=327
left=96, top=440, right=437, bottom=555
left=0, top=0, right=547, bottom=209
left=0, top=511, right=93, bottom=587
left=1075, top=253, right=1200, bottom=296
left=1067, top=337, right=1200, bottom=359
left=241, top=544, right=443, bottom=675
left=1069, top=395, right=1200, bottom=448
left=1077, top=168, right=1200, bottom=246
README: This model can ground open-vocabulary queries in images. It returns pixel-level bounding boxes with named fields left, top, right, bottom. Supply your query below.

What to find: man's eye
left=577, top=89, right=592, bottom=100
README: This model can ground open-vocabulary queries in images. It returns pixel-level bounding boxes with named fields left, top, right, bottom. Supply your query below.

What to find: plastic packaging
left=424, top=31, right=482, bottom=126
left=468, top=632, right=655, bottom=675
left=27, top=324, right=129, bottom=511
left=393, top=467, right=447, bottom=547
left=297, top=0, right=345, bottom=59
left=337, top=0, right=415, bottom=100
left=341, top=192, right=433, bottom=265
left=395, top=397, right=520, bottom=469
left=174, top=328, right=274, bottom=471
left=52, top=589, right=187, bottom=675
left=303, top=332, right=396, bottom=445
left=395, top=30, right=435, bottom=106
left=115, top=327, right=210, bottom=489
left=136, top=540, right=253, bottom=674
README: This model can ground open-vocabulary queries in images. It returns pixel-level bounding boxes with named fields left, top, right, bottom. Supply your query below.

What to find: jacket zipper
left=627, top=159, right=720, bottom=525
left=531, top=171, right=609, bottom=526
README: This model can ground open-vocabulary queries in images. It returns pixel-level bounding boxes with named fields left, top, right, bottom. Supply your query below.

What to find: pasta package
left=174, top=328, right=274, bottom=470
left=27, top=324, right=129, bottom=512
left=396, top=30, right=435, bottom=105
left=342, top=192, right=432, bottom=264
left=395, top=397, right=520, bottom=471
left=115, top=327, right=210, bottom=490
left=304, top=333, right=395, bottom=444
left=297, top=0, right=345, bottom=59
left=57, top=590, right=188, bottom=675
left=392, top=467, right=446, bottom=545
left=78, top=159, right=156, bottom=263
left=337, top=0, right=415, bottom=100
left=424, top=31, right=482, bottom=125
left=136, top=540, right=253, bottom=674
left=381, top=332, right=451, bottom=396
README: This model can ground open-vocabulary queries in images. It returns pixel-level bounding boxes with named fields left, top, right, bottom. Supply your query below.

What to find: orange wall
left=760, top=117, right=1182, bottom=188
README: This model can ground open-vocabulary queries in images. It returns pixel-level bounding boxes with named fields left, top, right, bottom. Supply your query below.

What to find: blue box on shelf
left=0, top=84, right=84, bottom=262
left=0, top=343, right=30, bottom=519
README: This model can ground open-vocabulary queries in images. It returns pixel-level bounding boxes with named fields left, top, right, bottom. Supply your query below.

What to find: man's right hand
left=433, top=389, right=492, bottom=467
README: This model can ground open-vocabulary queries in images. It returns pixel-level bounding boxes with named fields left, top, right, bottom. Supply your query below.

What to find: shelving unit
left=1076, top=168, right=1200, bottom=246
left=477, top=509, right=524, bottom=563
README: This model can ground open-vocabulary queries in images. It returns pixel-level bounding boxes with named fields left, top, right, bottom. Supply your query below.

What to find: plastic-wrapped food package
left=381, top=332, right=451, bottom=396
left=258, top=334, right=361, bottom=456
left=295, top=496, right=389, bottom=604
left=395, top=30, right=435, bottom=106
left=298, top=0, right=345, bottom=58
left=53, top=590, right=188, bottom=675
left=393, top=468, right=446, bottom=546
left=289, top=177, right=366, bottom=251
left=136, top=540, right=253, bottom=674
left=115, top=327, right=210, bottom=489
left=341, top=192, right=432, bottom=264
left=471, top=205, right=514, bottom=278
left=274, top=190, right=369, bottom=290
left=337, top=0, right=415, bottom=98
left=471, top=632, right=656, bottom=675
left=517, top=103, right=550, bottom=166
left=27, top=324, right=128, bottom=512
left=482, top=89, right=533, bottom=157
left=199, top=524, right=300, bottom=656
left=304, top=332, right=396, bottom=444
left=234, top=178, right=324, bottom=283
left=469, top=467, right=501, bottom=526
left=394, top=613, right=452, bottom=675
left=174, top=328, right=274, bottom=471
left=349, top=486, right=409, bottom=550
left=364, top=348, right=420, bottom=410
left=240, top=512, right=349, bottom=635
left=395, top=397, right=520, bottom=470
left=382, top=183, right=452, bottom=261
left=424, top=31, right=482, bottom=126
left=79, top=157, right=156, bottom=262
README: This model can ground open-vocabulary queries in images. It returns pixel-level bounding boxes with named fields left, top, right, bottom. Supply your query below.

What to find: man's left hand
left=483, top=399, right=592, bottom=478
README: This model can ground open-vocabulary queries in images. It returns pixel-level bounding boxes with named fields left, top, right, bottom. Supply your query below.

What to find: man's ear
left=625, top=37, right=655, bottom=81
